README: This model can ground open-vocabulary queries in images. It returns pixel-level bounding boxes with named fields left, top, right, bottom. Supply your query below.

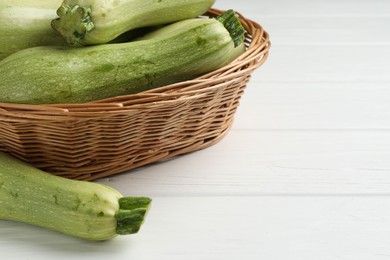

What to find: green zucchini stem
left=115, top=197, right=152, bottom=235
left=51, top=4, right=95, bottom=45
left=216, top=10, right=246, bottom=48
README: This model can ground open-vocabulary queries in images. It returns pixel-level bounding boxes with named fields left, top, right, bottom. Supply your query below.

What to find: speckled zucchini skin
left=0, top=152, right=121, bottom=240
left=0, top=17, right=245, bottom=104
left=52, top=0, right=216, bottom=45
left=0, top=0, right=66, bottom=61
left=0, top=152, right=151, bottom=240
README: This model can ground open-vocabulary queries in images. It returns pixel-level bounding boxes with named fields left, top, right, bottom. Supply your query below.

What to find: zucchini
left=0, top=0, right=66, bottom=61
left=0, top=10, right=246, bottom=105
left=52, top=0, right=216, bottom=45
left=0, top=151, right=151, bottom=240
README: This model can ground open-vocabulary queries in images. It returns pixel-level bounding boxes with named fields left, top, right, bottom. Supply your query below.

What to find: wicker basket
left=0, top=8, right=270, bottom=181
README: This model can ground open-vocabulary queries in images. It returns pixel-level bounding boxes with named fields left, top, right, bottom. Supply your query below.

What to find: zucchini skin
left=0, top=17, right=245, bottom=105
left=0, top=152, right=151, bottom=240
left=0, top=0, right=66, bottom=61
left=52, top=0, right=216, bottom=45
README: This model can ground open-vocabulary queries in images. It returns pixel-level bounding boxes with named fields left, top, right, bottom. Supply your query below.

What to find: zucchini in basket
left=0, top=10, right=246, bottom=105
left=0, top=151, right=151, bottom=240
left=52, top=0, right=216, bottom=45
left=0, top=0, right=66, bottom=61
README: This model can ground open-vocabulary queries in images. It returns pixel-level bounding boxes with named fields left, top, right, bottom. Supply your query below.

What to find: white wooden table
left=2, top=0, right=390, bottom=259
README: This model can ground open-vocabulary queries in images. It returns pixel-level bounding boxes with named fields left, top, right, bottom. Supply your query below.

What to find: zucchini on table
left=0, top=10, right=246, bottom=105
left=0, top=152, right=151, bottom=240
left=52, top=0, right=216, bottom=45
left=0, top=0, right=66, bottom=61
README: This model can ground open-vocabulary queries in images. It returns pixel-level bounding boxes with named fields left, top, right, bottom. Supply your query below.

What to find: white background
left=2, top=0, right=390, bottom=259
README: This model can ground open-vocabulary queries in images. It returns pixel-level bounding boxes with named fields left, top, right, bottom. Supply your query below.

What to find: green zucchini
left=0, top=10, right=246, bottom=105
left=52, top=0, right=216, bottom=45
left=0, top=151, right=151, bottom=240
left=0, top=0, right=66, bottom=61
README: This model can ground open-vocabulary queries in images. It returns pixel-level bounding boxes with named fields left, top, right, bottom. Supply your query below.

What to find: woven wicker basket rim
left=0, top=8, right=271, bottom=119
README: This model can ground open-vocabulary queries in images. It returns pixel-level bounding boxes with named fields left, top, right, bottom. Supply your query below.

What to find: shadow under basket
left=0, top=8, right=271, bottom=181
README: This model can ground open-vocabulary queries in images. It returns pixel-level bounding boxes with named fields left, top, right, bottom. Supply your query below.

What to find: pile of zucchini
left=0, top=0, right=246, bottom=104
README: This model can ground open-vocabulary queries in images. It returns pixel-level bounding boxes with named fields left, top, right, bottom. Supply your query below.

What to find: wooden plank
left=98, top=130, right=390, bottom=196
left=139, top=196, right=390, bottom=260
left=254, top=17, right=390, bottom=45
left=252, top=45, right=390, bottom=82
left=234, top=82, right=390, bottom=130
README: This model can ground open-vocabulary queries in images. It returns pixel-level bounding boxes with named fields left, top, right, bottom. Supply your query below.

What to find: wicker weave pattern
left=0, top=9, right=270, bottom=180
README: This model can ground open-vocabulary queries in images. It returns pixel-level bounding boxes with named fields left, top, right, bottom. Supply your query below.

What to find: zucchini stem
left=216, top=10, right=245, bottom=48
left=51, top=4, right=95, bottom=45
left=115, top=197, right=152, bottom=235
